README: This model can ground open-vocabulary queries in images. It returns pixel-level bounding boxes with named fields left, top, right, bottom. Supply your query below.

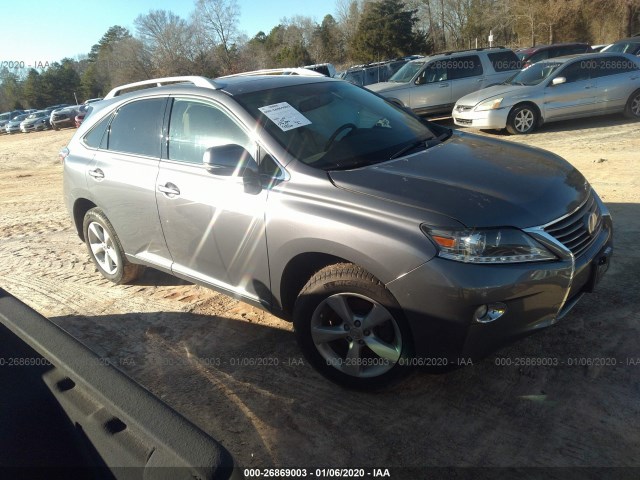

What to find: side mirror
left=551, top=76, right=566, bottom=86
left=202, top=144, right=261, bottom=194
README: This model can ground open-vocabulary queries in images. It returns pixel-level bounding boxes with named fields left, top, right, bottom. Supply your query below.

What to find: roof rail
left=104, top=76, right=219, bottom=99
left=220, top=68, right=324, bottom=78
left=438, top=46, right=506, bottom=56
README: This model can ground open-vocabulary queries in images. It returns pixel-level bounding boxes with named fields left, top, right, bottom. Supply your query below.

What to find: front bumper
left=452, top=107, right=510, bottom=129
left=386, top=214, right=613, bottom=361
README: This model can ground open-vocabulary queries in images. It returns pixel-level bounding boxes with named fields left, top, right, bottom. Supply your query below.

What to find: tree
left=352, top=0, right=426, bottom=62
left=195, top=0, right=241, bottom=73
left=82, top=26, right=133, bottom=98
left=135, top=10, right=195, bottom=76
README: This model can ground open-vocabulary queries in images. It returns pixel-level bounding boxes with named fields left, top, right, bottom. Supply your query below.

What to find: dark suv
left=62, top=75, right=613, bottom=388
left=516, top=43, right=592, bottom=67
left=340, top=57, right=420, bottom=86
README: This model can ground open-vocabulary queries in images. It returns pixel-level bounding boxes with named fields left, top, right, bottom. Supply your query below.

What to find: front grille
left=544, top=192, right=602, bottom=258
left=456, top=118, right=472, bottom=125
left=456, top=105, right=474, bottom=112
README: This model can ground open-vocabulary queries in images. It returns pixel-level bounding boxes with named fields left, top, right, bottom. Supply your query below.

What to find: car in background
left=452, top=52, right=640, bottom=134
left=601, top=36, right=640, bottom=56
left=341, top=56, right=421, bottom=86
left=5, top=113, right=30, bottom=134
left=304, top=63, right=336, bottom=77
left=83, top=98, right=103, bottom=105
left=0, top=110, right=24, bottom=132
left=368, top=48, right=521, bottom=116
left=51, top=105, right=81, bottom=130
left=62, top=75, right=612, bottom=388
left=20, top=110, right=51, bottom=132
left=515, top=43, right=592, bottom=68
left=75, top=105, right=89, bottom=127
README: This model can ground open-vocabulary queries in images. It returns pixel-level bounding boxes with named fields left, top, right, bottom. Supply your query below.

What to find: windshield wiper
left=390, top=130, right=450, bottom=160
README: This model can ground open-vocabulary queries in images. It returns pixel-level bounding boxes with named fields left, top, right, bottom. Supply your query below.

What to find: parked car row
left=1, top=100, right=98, bottom=135
left=362, top=43, right=639, bottom=135
left=452, top=51, right=640, bottom=134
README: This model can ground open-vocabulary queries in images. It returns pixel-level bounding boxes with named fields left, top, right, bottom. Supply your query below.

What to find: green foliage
left=351, top=0, right=426, bottom=62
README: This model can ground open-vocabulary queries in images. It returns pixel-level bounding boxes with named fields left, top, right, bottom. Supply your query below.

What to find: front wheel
left=624, top=89, right=640, bottom=119
left=83, top=208, right=144, bottom=284
left=293, top=263, right=412, bottom=389
left=506, top=104, right=538, bottom=134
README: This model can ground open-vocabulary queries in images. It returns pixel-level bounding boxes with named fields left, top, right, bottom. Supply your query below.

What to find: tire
left=82, top=208, right=144, bottom=284
left=624, top=89, right=640, bottom=119
left=506, top=104, right=538, bottom=135
left=293, top=263, right=413, bottom=389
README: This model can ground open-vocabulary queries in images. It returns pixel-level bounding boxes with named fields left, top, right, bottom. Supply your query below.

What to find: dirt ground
left=1, top=116, right=639, bottom=474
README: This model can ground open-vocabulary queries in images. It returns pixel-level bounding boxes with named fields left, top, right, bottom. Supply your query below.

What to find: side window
left=83, top=113, right=112, bottom=149
left=448, top=55, right=483, bottom=80
left=559, top=62, right=591, bottom=83
left=108, top=98, right=165, bottom=157
left=590, top=56, right=639, bottom=77
left=488, top=51, right=522, bottom=72
left=167, top=98, right=252, bottom=165
left=420, top=62, right=447, bottom=84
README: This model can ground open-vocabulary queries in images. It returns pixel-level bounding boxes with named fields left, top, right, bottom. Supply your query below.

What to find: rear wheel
left=83, top=208, right=144, bottom=284
left=624, top=89, right=640, bottom=119
left=506, top=104, right=538, bottom=134
left=293, top=263, right=412, bottom=389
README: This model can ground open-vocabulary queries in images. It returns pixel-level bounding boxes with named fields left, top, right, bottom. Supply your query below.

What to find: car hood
left=329, top=132, right=589, bottom=228
left=366, top=82, right=409, bottom=93
left=456, top=84, right=537, bottom=106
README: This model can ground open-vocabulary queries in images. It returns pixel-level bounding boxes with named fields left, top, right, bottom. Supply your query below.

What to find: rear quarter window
left=488, top=51, right=522, bottom=72
left=83, top=114, right=112, bottom=149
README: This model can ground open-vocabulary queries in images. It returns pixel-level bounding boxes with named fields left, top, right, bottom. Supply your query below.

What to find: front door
left=155, top=97, right=270, bottom=305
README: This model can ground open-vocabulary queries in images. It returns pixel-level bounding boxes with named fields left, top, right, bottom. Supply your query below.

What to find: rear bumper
left=387, top=214, right=613, bottom=362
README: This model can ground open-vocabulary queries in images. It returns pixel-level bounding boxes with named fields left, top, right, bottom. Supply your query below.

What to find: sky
left=0, top=0, right=336, bottom=68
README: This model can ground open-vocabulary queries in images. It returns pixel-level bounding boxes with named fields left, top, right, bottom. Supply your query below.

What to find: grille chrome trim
left=541, top=192, right=602, bottom=259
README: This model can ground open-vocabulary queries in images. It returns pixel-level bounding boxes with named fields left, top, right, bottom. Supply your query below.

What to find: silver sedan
left=452, top=52, right=640, bottom=134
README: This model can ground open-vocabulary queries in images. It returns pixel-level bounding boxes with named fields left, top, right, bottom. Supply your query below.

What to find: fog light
left=474, top=303, right=507, bottom=323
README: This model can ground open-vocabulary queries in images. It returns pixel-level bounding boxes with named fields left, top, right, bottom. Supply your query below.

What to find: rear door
left=87, top=97, right=172, bottom=269
left=155, top=97, right=270, bottom=305
left=411, top=61, right=450, bottom=114
left=590, top=55, right=640, bottom=113
left=448, top=55, right=485, bottom=104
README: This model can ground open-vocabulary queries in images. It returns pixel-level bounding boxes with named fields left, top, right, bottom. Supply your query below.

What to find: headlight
left=475, top=98, right=503, bottom=111
left=421, top=226, right=556, bottom=263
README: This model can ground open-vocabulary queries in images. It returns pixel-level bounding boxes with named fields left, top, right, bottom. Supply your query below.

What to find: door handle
left=438, top=83, right=449, bottom=88
left=157, top=183, right=180, bottom=196
left=88, top=168, right=104, bottom=179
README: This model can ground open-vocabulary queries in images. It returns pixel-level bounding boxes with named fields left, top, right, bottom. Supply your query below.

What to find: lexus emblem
left=585, top=212, right=598, bottom=236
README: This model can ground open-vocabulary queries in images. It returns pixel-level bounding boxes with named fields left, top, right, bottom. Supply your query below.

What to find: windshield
left=507, top=61, right=563, bottom=86
left=235, top=80, right=438, bottom=171
left=389, top=61, right=425, bottom=83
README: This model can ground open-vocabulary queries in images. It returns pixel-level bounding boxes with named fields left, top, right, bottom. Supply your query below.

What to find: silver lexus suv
left=62, top=75, right=613, bottom=389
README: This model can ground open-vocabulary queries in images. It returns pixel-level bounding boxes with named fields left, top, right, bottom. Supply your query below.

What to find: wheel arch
left=510, top=101, right=543, bottom=126
left=73, top=198, right=97, bottom=241
left=278, top=252, right=350, bottom=319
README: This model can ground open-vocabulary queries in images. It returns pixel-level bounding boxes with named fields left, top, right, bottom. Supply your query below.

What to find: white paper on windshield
left=258, top=102, right=312, bottom=131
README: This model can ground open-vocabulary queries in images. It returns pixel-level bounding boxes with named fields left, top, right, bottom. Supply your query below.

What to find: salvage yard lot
left=1, top=116, right=639, bottom=471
